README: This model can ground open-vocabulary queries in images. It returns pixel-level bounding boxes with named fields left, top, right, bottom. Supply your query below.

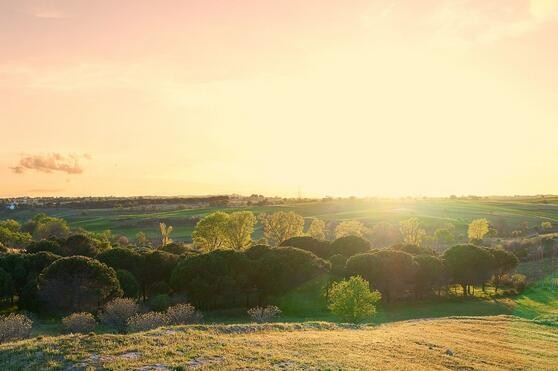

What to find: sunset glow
left=2, top=0, right=558, bottom=197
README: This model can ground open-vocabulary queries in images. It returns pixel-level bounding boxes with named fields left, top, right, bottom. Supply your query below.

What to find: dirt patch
left=185, top=355, right=224, bottom=368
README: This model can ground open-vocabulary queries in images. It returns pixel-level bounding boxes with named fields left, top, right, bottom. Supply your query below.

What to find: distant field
left=1, top=316, right=556, bottom=370
left=2, top=199, right=558, bottom=242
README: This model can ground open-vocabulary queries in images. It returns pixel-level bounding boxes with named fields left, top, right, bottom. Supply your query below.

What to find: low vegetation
left=247, top=305, right=282, bottom=323
left=0, top=316, right=557, bottom=370
left=61, top=312, right=96, bottom=334
left=0, top=314, right=33, bottom=344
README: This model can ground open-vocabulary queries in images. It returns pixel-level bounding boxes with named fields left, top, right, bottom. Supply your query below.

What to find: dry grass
left=0, top=315, right=556, bottom=370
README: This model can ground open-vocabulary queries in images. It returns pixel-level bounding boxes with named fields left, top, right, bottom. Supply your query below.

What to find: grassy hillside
left=1, top=316, right=556, bottom=370
left=3, top=198, right=558, bottom=241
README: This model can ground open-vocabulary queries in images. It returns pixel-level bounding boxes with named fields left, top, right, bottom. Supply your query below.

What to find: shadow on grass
left=371, top=295, right=516, bottom=324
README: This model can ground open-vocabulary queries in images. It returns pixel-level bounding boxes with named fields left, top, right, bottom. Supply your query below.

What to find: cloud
left=420, top=0, right=558, bottom=50
left=530, top=0, right=558, bottom=19
left=11, top=153, right=90, bottom=175
left=31, top=9, right=67, bottom=19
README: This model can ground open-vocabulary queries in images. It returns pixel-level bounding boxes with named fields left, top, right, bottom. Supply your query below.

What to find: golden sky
left=1, top=0, right=557, bottom=198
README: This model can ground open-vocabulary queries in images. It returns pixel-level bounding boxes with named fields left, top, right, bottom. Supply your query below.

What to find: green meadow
left=3, top=198, right=558, bottom=241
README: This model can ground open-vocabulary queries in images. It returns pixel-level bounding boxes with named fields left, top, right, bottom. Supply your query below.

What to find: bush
left=127, top=311, right=168, bottom=332
left=148, top=294, right=171, bottom=312
left=512, top=274, right=527, bottom=293
left=328, top=276, right=381, bottom=323
left=0, top=313, right=33, bottom=343
left=166, top=304, right=202, bottom=325
left=100, top=298, right=139, bottom=333
left=62, top=312, right=96, bottom=333
left=247, top=305, right=282, bottom=323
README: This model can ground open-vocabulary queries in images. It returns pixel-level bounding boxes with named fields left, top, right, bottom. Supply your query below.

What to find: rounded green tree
left=328, top=275, right=381, bottom=323
left=38, top=256, right=122, bottom=314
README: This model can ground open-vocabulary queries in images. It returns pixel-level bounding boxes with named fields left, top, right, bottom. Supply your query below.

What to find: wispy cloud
left=11, top=153, right=91, bottom=175
left=31, top=9, right=68, bottom=19
left=425, top=0, right=558, bottom=50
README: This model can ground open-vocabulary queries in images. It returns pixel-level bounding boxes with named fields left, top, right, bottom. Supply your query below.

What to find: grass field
left=3, top=198, right=558, bottom=241
left=1, top=316, right=556, bottom=370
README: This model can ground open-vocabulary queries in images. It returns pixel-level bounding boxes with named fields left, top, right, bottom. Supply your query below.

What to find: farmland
left=3, top=198, right=558, bottom=242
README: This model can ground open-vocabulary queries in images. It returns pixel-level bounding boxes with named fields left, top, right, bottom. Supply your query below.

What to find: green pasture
left=2, top=199, right=558, bottom=242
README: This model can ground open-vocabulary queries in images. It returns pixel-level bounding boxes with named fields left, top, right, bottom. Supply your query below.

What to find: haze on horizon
left=1, top=0, right=557, bottom=199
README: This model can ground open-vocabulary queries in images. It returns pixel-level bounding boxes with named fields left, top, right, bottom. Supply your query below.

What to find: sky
left=1, top=0, right=557, bottom=198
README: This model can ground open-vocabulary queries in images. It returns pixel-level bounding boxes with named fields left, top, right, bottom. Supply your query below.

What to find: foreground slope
left=1, top=316, right=557, bottom=370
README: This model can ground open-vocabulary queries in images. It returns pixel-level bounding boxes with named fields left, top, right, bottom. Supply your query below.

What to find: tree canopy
left=38, top=256, right=122, bottom=314
left=260, top=211, right=304, bottom=246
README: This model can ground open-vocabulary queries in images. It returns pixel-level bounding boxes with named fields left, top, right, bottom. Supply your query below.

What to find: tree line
left=1, top=210, right=553, bottom=318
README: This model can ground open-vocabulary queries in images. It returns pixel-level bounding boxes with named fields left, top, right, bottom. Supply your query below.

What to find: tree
left=97, top=248, right=143, bottom=278
left=223, top=211, right=256, bottom=250
left=330, top=235, right=370, bottom=258
left=0, top=219, right=31, bottom=248
left=171, top=249, right=251, bottom=308
left=307, top=219, right=326, bottom=240
left=434, top=228, right=455, bottom=249
left=160, top=242, right=193, bottom=256
left=369, top=222, right=401, bottom=248
left=135, top=231, right=152, bottom=248
left=0, top=268, right=14, bottom=302
left=38, top=256, right=122, bottom=314
left=0, top=225, right=31, bottom=248
left=116, top=269, right=140, bottom=298
left=30, top=215, right=70, bottom=240
left=63, top=234, right=99, bottom=257
left=0, top=252, right=61, bottom=309
left=0, top=220, right=20, bottom=233
left=328, top=254, right=347, bottom=278
left=279, top=236, right=332, bottom=259
left=490, top=248, right=518, bottom=292
left=468, top=219, right=489, bottom=242
left=443, top=244, right=494, bottom=296
left=192, top=212, right=229, bottom=251
left=117, top=235, right=129, bottom=247
left=335, top=220, right=366, bottom=239
left=328, top=276, right=381, bottom=323
left=400, top=218, right=426, bottom=246
left=26, top=239, right=64, bottom=256
left=346, top=250, right=416, bottom=302
left=413, top=255, right=444, bottom=298
left=260, top=211, right=304, bottom=246
left=541, top=221, right=552, bottom=231
left=171, top=246, right=329, bottom=309
left=252, top=246, right=330, bottom=302
left=391, top=243, right=434, bottom=256
left=159, top=223, right=173, bottom=247
left=141, top=250, right=178, bottom=299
